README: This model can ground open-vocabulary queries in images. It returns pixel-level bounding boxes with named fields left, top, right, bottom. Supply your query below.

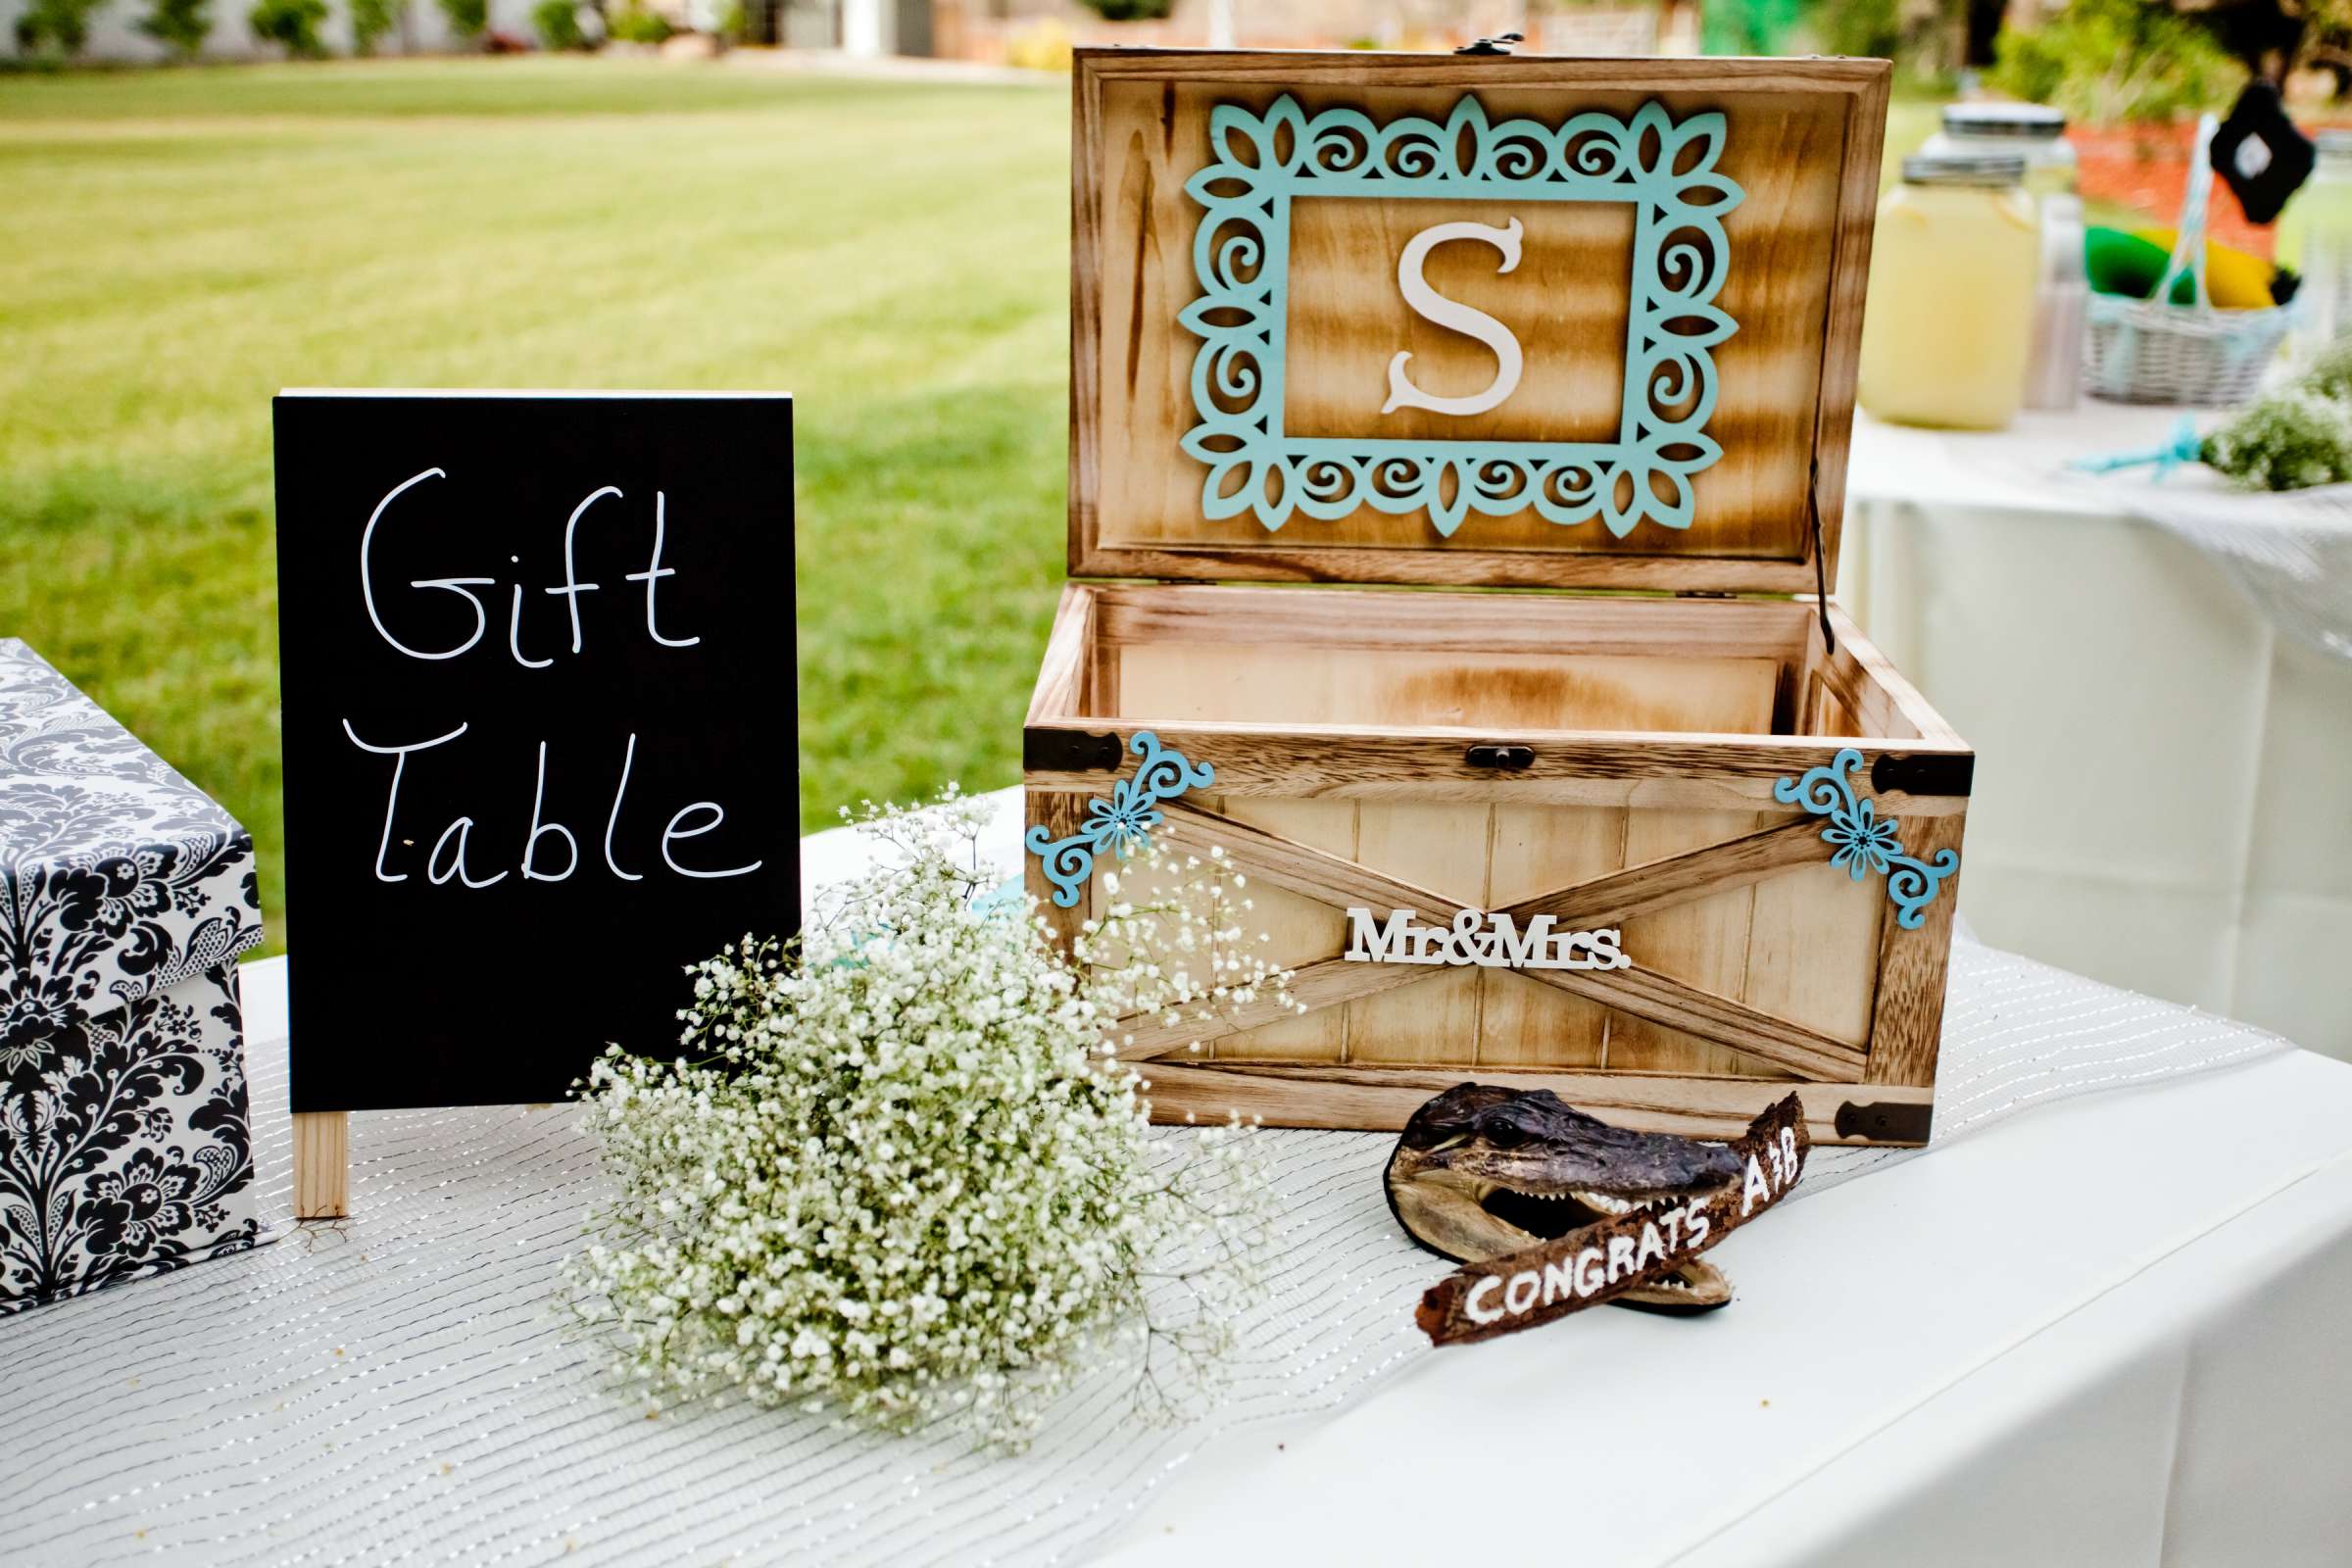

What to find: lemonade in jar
left=1859, top=152, right=2041, bottom=429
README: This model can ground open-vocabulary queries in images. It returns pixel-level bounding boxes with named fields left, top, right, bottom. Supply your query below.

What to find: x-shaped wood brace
left=1110, top=800, right=1869, bottom=1081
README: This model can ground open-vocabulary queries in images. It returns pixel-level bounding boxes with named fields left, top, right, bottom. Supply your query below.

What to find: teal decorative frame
left=1025, top=732, right=1216, bottom=908
left=1178, top=93, right=1744, bottom=539
left=1773, top=750, right=1960, bottom=931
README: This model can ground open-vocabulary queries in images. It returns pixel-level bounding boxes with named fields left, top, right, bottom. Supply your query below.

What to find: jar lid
left=1940, top=102, right=2066, bottom=138
left=1902, top=151, right=2028, bottom=186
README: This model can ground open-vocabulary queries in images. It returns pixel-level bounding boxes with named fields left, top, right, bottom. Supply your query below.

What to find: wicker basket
left=2085, top=114, right=2293, bottom=407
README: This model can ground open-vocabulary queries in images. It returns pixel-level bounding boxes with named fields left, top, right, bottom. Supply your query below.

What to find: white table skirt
left=1842, top=406, right=2352, bottom=1058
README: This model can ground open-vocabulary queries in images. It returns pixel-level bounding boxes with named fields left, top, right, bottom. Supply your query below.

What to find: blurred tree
left=249, top=0, right=328, bottom=53
left=532, top=0, right=585, bottom=45
left=605, top=0, right=669, bottom=39
left=435, top=0, right=485, bottom=39
left=2000, top=0, right=2352, bottom=98
left=1991, top=0, right=2244, bottom=123
left=1811, top=0, right=1901, bottom=57
left=1811, top=0, right=1972, bottom=77
left=1702, top=0, right=1807, bottom=54
left=349, top=0, right=399, bottom=52
left=138, top=0, right=212, bottom=55
left=13, top=0, right=107, bottom=56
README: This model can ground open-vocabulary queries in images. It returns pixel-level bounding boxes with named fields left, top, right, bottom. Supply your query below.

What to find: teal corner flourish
left=1025, top=732, right=1216, bottom=908
left=1178, top=93, right=1743, bottom=540
left=1773, top=749, right=1959, bottom=931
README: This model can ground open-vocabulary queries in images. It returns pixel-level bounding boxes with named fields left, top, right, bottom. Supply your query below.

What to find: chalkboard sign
left=274, top=391, right=799, bottom=1112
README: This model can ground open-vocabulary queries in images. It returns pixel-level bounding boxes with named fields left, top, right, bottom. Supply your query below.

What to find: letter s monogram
left=1383, top=217, right=1527, bottom=417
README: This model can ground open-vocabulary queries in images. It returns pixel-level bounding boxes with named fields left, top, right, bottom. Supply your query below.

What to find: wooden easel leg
left=293, top=1111, right=349, bottom=1219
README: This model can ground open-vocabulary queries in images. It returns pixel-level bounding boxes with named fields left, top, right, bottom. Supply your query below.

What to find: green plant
left=1989, top=0, right=2244, bottom=127
left=2304, top=338, right=2352, bottom=402
left=604, top=0, right=670, bottom=42
left=137, top=0, right=211, bottom=56
left=13, top=0, right=107, bottom=57
left=247, top=0, right=327, bottom=54
left=1074, top=0, right=1171, bottom=20
left=348, top=0, right=398, bottom=54
left=1813, top=0, right=1900, bottom=61
left=531, top=0, right=583, bottom=48
left=434, top=0, right=484, bottom=39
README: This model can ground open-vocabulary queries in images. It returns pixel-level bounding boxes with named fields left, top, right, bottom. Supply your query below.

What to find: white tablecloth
left=3, top=793, right=2346, bottom=1566
left=1842, top=405, right=2352, bottom=1057
left=1099, top=1051, right=2352, bottom=1567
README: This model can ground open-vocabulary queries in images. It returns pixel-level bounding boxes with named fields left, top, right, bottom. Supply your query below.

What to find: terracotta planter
left=2070, top=120, right=2272, bottom=260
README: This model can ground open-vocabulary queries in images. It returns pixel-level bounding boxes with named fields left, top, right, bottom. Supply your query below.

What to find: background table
left=1841, top=405, right=2352, bottom=1057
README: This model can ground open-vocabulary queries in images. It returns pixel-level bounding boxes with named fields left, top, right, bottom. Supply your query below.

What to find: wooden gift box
left=1025, top=48, right=1969, bottom=1147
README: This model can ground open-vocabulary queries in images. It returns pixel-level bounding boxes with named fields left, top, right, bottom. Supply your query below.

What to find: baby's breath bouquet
left=2082, top=341, right=2352, bottom=492
left=563, top=791, right=1289, bottom=1447
left=2198, top=386, right=2352, bottom=492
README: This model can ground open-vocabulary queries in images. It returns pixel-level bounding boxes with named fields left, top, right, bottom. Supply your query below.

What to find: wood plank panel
left=1110, top=799, right=1867, bottom=1079
left=1505, top=815, right=1825, bottom=928
left=1134, top=1059, right=1930, bottom=1145
left=1114, top=641, right=1787, bottom=737
left=1479, top=804, right=1620, bottom=1067
left=1113, top=953, right=1430, bottom=1058
left=1343, top=639, right=1491, bottom=1067
left=1027, top=719, right=1975, bottom=816
left=1218, top=797, right=1355, bottom=1059
left=1608, top=804, right=1771, bottom=1076
left=1083, top=64, right=1860, bottom=580
left=1452, top=624, right=1704, bottom=1073
left=1025, top=788, right=1090, bottom=956
left=1865, top=810, right=1967, bottom=1087
left=1026, top=583, right=1094, bottom=725
left=1073, top=750, right=1242, bottom=1057
left=1152, top=800, right=1452, bottom=916
left=1115, top=642, right=1360, bottom=1061
left=1345, top=801, right=1488, bottom=1064
left=1568, top=662, right=1782, bottom=1079
left=1525, top=961, right=1861, bottom=1080
left=1823, top=602, right=1960, bottom=744
left=1743, top=858, right=1886, bottom=1049
left=1094, top=581, right=1814, bottom=662
left=1810, top=676, right=1862, bottom=740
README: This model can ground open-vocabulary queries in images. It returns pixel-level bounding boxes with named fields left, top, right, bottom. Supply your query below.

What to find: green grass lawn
left=1, top=60, right=1963, bottom=956
left=1, top=58, right=1073, bottom=951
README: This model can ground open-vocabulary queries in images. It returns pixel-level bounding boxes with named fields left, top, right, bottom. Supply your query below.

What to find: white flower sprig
left=563, top=791, right=1283, bottom=1448
left=1077, top=842, right=1310, bottom=1068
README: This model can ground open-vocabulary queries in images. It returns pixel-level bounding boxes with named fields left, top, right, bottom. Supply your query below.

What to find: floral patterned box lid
left=0, top=639, right=263, bottom=1047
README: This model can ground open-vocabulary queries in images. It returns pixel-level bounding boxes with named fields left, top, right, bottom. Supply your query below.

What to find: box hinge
left=1835, top=1100, right=1933, bottom=1144
left=1870, top=751, right=1975, bottom=799
left=1024, top=726, right=1124, bottom=774
left=1807, top=455, right=1835, bottom=655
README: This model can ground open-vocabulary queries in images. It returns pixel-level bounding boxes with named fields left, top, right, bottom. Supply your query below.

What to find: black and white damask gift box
left=0, top=639, right=266, bottom=1312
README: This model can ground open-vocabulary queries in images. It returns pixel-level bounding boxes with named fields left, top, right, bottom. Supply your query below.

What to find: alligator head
left=1385, top=1083, right=1745, bottom=1314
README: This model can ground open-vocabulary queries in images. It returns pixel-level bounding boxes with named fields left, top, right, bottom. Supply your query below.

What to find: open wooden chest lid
left=1070, top=48, right=1889, bottom=598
